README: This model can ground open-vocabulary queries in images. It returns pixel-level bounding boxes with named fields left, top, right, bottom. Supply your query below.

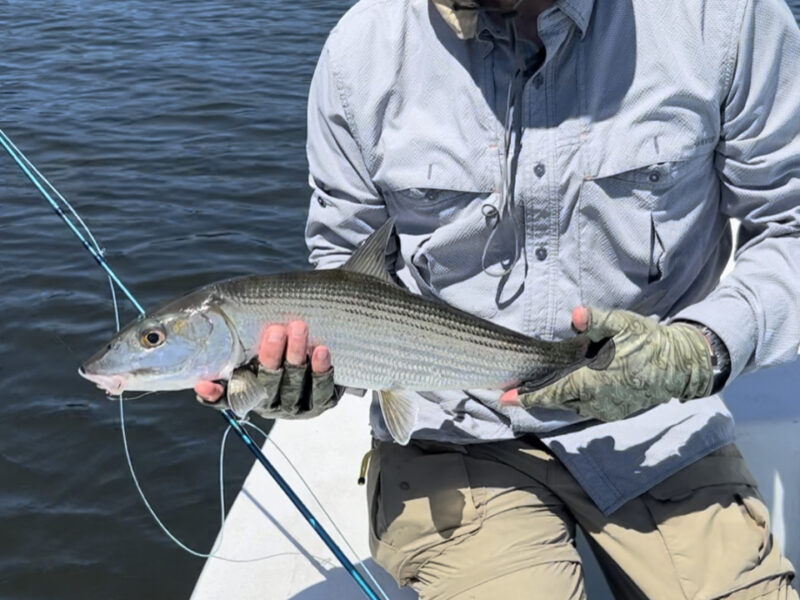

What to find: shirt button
left=317, top=196, right=327, bottom=207
left=648, top=171, right=661, bottom=183
left=534, top=163, right=546, bottom=178
left=535, top=247, right=548, bottom=261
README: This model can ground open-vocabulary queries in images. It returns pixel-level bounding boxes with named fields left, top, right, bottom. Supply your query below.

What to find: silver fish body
left=80, top=219, right=608, bottom=442
left=210, top=269, right=593, bottom=392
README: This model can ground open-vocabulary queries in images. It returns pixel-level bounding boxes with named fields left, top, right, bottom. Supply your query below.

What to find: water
left=0, top=2, right=351, bottom=599
left=0, top=2, right=798, bottom=599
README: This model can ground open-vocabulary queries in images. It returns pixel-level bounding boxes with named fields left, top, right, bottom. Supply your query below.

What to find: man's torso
left=311, top=0, right=746, bottom=512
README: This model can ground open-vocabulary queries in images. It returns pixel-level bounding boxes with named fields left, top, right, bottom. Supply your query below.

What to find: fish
left=80, top=219, right=612, bottom=444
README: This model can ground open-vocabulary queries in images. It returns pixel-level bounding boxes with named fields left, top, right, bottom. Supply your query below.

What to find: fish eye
left=140, top=328, right=166, bottom=349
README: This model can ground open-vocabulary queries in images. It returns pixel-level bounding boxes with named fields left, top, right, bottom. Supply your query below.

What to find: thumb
left=572, top=306, right=591, bottom=332
left=194, top=380, right=224, bottom=403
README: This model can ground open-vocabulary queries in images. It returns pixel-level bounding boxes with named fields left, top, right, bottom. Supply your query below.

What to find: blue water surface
left=0, top=2, right=798, bottom=599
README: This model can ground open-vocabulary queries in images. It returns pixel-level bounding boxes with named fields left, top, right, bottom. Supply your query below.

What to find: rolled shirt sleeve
left=305, top=42, right=388, bottom=270
left=674, top=0, right=800, bottom=381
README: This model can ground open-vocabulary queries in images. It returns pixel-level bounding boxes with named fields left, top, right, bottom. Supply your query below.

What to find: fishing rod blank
left=221, top=409, right=380, bottom=600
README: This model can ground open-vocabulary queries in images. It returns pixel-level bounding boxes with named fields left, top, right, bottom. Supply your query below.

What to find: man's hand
left=500, top=307, right=714, bottom=421
left=195, top=320, right=340, bottom=419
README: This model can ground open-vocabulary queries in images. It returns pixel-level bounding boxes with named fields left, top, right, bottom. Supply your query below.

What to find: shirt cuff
left=672, top=290, right=757, bottom=383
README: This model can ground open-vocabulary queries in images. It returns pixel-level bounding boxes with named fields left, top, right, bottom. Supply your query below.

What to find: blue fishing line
left=0, top=128, right=388, bottom=600
left=0, top=129, right=146, bottom=316
left=223, top=411, right=382, bottom=600
left=0, top=130, right=123, bottom=329
left=243, top=420, right=390, bottom=599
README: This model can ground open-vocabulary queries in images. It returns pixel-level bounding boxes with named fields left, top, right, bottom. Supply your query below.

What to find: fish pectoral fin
left=227, top=368, right=267, bottom=418
left=378, top=389, right=419, bottom=446
left=341, top=218, right=399, bottom=285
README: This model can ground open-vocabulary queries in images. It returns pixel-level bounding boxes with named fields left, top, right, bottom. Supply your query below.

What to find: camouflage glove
left=516, top=308, right=714, bottom=421
left=196, top=361, right=341, bottom=420
left=248, top=362, right=341, bottom=420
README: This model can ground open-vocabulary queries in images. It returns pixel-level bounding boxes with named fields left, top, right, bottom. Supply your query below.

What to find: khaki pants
left=366, top=438, right=796, bottom=599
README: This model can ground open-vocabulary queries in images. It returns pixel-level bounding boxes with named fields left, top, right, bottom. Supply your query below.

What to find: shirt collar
left=431, top=0, right=594, bottom=41
left=556, top=0, right=593, bottom=38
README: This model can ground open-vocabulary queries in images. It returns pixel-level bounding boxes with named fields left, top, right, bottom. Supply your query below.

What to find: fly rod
left=0, top=127, right=384, bottom=600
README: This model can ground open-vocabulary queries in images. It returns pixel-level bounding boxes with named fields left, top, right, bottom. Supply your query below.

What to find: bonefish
left=80, top=219, right=611, bottom=443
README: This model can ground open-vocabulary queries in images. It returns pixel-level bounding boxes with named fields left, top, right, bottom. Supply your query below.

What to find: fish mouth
left=78, top=366, right=127, bottom=396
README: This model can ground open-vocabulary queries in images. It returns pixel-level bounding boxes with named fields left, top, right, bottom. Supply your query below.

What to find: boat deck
left=192, top=360, right=799, bottom=599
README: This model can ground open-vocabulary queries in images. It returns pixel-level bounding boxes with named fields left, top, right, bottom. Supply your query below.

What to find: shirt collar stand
left=557, top=0, right=593, bottom=38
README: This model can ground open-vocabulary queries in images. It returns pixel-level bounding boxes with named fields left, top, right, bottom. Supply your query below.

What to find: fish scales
left=222, top=274, right=564, bottom=370
left=212, top=270, right=586, bottom=391
left=221, top=272, right=526, bottom=352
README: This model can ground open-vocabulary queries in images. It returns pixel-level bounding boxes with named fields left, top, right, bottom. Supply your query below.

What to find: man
left=197, top=0, right=800, bottom=597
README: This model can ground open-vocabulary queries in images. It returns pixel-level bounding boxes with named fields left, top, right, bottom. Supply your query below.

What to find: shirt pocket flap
left=583, top=129, right=716, bottom=184
left=379, top=157, right=493, bottom=226
left=648, top=449, right=757, bottom=501
left=386, top=187, right=481, bottom=207
left=376, top=145, right=495, bottom=195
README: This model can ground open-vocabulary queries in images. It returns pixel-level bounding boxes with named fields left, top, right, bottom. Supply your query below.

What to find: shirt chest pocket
left=578, top=134, right=717, bottom=312
left=383, top=182, right=500, bottom=305
left=378, top=164, right=515, bottom=318
left=376, top=140, right=496, bottom=225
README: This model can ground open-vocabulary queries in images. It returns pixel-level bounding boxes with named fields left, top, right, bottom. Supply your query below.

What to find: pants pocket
left=736, top=492, right=773, bottom=564
left=642, top=445, right=792, bottom=598
left=366, top=441, right=483, bottom=586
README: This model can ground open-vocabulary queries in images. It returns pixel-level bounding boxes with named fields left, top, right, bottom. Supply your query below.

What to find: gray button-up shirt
left=304, top=0, right=800, bottom=513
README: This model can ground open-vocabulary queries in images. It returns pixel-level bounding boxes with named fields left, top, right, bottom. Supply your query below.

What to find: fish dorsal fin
left=341, top=218, right=397, bottom=285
